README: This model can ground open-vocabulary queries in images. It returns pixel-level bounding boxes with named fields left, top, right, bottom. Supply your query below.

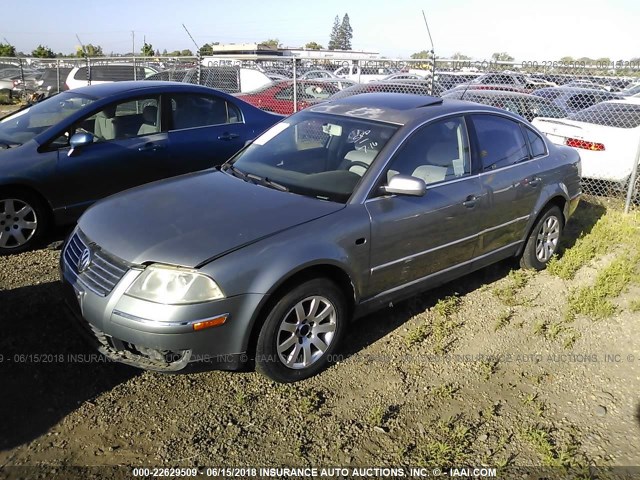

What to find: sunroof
left=337, top=92, right=443, bottom=110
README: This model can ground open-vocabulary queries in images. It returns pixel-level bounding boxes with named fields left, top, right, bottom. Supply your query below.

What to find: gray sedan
left=60, top=93, right=582, bottom=382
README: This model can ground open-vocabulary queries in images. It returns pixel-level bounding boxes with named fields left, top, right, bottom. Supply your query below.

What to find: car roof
left=70, top=80, right=213, bottom=97
left=308, top=92, right=507, bottom=124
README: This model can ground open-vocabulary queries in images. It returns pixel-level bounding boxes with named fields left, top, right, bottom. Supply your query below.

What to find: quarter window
left=472, top=115, right=529, bottom=171
left=525, top=127, right=547, bottom=157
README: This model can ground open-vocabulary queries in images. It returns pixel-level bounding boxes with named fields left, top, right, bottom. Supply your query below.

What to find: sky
left=2, top=0, right=638, bottom=60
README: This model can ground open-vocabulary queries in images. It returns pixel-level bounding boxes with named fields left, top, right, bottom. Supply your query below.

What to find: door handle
left=218, top=133, right=240, bottom=141
left=138, top=142, right=165, bottom=152
left=462, top=195, right=477, bottom=208
left=527, top=177, right=541, bottom=187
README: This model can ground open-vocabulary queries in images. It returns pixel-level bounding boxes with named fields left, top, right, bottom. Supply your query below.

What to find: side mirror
left=381, top=174, right=426, bottom=196
left=68, top=132, right=94, bottom=157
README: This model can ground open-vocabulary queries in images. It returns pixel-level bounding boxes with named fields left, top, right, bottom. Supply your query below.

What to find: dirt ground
left=0, top=198, right=639, bottom=480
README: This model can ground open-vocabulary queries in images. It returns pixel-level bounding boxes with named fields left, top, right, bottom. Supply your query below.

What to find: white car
left=333, top=65, right=394, bottom=83
left=65, top=64, right=160, bottom=90
left=532, top=98, right=640, bottom=185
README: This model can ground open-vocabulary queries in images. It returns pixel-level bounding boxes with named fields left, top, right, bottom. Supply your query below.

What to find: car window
left=170, top=93, right=241, bottom=130
left=524, top=127, right=547, bottom=157
left=567, top=102, right=640, bottom=128
left=0, top=92, right=96, bottom=146
left=471, top=115, right=529, bottom=171
left=385, top=116, right=471, bottom=185
left=72, top=96, right=160, bottom=143
left=230, top=112, right=398, bottom=203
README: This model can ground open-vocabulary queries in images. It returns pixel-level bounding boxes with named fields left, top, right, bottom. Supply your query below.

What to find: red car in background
left=236, top=80, right=345, bottom=114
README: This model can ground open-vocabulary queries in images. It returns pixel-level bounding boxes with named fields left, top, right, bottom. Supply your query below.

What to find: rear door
left=467, top=114, right=542, bottom=255
left=166, top=92, right=247, bottom=171
left=366, top=116, right=485, bottom=296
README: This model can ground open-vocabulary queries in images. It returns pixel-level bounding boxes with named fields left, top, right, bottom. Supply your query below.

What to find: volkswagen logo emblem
left=78, top=248, right=92, bottom=273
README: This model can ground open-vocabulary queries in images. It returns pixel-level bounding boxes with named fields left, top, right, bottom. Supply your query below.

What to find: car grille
left=63, top=230, right=130, bottom=296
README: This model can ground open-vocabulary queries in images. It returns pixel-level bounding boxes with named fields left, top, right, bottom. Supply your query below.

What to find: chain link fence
left=1, top=55, right=638, bottom=210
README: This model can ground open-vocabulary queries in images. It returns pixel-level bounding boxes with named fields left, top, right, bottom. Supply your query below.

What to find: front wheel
left=520, top=206, right=563, bottom=270
left=255, top=278, right=347, bottom=383
left=0, top=189, right=47, bottom=255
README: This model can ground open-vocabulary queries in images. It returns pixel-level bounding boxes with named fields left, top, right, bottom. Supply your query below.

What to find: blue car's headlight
left=125, top=264, right=224, bottom=305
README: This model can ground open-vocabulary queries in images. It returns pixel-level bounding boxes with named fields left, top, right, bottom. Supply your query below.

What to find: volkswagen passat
left=60, top=93, right=581, bottom=382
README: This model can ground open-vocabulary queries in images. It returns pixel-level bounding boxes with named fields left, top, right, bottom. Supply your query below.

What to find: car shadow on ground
left=343, top=258, right=516, bottom=358
left=0, top=281, right=139, bottom=451
left=557, top=199, right=607, bottom=253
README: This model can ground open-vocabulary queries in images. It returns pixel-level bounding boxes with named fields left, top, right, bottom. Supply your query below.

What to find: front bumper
left=59, top=232, right=265, bottom=372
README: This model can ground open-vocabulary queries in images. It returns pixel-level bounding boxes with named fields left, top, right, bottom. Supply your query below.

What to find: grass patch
left=548, top=209, right=640, bottom=280
left=629, top=299, right=640, bottom=313
left=494, top=309, right=513, bottom=331
left=406, top=322, right=431, bottom=347
left=434, top=295, right=461, bottom=318
left=415, top=416, right=477, bottom=467
left=520, top=425, right=583, bottom=469
left=493, top=270, right=531, bottom=306
left=299, top=389, right=324, bottom=414
left=431, top=382, right=460, bottom=400
left=566, top=255, right=638, bottom=321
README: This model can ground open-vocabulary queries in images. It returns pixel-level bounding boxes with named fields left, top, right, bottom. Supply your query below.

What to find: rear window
left=74, top=65, right=151, bottom=81
left=567, top=102, right=640, bottom=128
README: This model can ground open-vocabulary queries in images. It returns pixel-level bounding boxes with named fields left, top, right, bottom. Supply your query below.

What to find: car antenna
left=421, top=10, right=436, bottom=96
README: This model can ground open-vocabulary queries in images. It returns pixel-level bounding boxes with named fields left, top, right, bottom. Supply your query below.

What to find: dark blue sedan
left=0, top=81, right=281, bottom=253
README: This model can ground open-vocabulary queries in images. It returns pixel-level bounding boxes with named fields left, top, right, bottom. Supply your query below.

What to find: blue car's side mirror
left=68, top=132, right=94, bottom=157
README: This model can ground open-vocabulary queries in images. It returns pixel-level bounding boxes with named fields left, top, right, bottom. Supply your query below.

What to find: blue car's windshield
left=0, top=92, right=95, bottom=145
left=228, top=112, right=398, bottom=203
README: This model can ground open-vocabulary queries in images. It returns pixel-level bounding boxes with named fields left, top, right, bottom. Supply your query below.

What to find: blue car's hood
left=78, top=170, right=344, bottom=267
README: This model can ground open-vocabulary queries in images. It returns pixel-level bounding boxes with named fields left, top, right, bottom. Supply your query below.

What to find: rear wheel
left=255, top=278, right=347, bottom=383
left=0, top=189, right=48, bottom=255
left=520, top=206, right=563, bottom=270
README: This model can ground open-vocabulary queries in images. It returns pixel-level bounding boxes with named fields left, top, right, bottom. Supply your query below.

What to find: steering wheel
left=346, top=160, right=370, bottom=174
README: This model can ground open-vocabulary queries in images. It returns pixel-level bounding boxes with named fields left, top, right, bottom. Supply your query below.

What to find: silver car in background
left=60, top=93, right=581, bottom=383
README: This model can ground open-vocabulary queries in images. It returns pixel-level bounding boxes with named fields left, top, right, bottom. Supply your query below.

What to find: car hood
left=78, top=170, right=345, bottom=267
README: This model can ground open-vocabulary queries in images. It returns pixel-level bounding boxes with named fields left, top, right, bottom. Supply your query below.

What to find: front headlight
left=125, top=264, right=225, bottom=305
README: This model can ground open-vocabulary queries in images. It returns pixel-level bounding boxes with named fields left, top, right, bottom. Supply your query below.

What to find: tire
left=255, top=278, right=347, bottom=383
left=520, top=206, right=563, bottom=270
left=0, top=188, right=48, bottom=255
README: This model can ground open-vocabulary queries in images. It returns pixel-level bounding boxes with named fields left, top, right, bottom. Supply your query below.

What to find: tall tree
left=0, top=43, right=16, bottom=57
left=328, top=15, right=340, bottom=50
left=141, top=42, right=154, bottom=57
left=410, top=50, right=433, bottom=59
left=180, top=49, right=193, bottom=56
left=491, top=52, right=514, bottom=62
left=200, top=43, right=214, bottom=55
left=338, top=13, right=353, bottom=50
left=305, top=41, right=323, bottom=50
left=259, top=39, right=281, bottom=49
left=451, top=52, right=470, bottom=60
left=76, top=44, right=103, bottom=57
left=32, top=45, right=55, bottom=58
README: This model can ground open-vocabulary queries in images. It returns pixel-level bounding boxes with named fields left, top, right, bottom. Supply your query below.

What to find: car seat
left=138, top=105, right=159, bottom=135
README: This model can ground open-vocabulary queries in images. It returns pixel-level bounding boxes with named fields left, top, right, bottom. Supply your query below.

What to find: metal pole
left=624, top=138, right=640, bottom=213
left=18, top=58, right=25, bottom=99
left=292, top=58, right=297, bottom=112
left=56, top=58, right=60, bottom=93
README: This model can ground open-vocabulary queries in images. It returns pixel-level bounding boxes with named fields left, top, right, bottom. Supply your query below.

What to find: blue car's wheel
left=0, top=189, right=47, bottom=255
left=255, top=278, right=347, bottom=383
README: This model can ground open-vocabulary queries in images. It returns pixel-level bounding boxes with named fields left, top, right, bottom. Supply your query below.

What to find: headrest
left=142, top=105, right=158, bottom=124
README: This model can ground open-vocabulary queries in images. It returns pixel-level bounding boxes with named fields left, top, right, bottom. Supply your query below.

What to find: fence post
left=292, top=58, right=297, bottom=112
left=624, top=138, right=640, bottom=213
left=86, top=56, right=91, bottom=86
left=197, top=52, right=202, bottom=85
left=56, top=58, right=60, bottom=93
left=133, top=56, right=137, bottom=81
left=18, top=58, right=25, bottom=99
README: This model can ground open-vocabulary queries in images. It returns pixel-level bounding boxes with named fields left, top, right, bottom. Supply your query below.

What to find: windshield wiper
left=222, top=163, right=250, bottom=181
left=246, top=173, right=289, bottom=192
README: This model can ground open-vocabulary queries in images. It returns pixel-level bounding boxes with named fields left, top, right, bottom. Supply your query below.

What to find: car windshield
left=227, top=112, right=398, bottom=203
left=567, top=102, right=640, bottom=128
left=0, top=92, right=95, bottom=145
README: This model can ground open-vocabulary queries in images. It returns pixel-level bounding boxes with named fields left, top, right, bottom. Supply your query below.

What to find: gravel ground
left=0, top=196, right=639, bottom=479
